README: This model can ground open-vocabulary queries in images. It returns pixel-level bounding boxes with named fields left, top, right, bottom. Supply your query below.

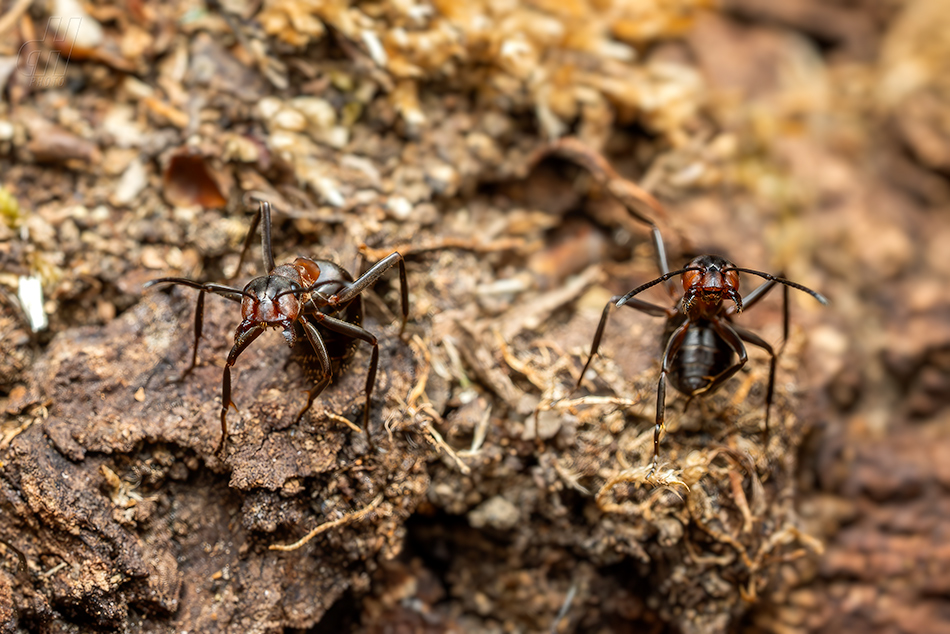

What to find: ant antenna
left=231, top=201, right=276, bottom=281
left=142, top=278, right=258, bottom=302
left=616, top=267, right=703, bottom=307
left=725, top=267, right=829, bottom=305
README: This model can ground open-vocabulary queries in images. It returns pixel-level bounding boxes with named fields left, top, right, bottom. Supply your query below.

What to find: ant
left=144, top=201, right=408, bottom=454
left=577, top=251, right=828, bottom=476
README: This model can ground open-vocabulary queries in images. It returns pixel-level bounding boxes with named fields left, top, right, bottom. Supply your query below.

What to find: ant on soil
left=550, top=140, right=829, bottom=478
left=578, top=252, right=828, bottom=477
left=144, top=201, right=408, bottom=455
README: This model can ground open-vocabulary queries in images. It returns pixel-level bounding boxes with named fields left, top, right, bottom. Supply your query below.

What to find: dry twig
left=322, top=409, right=363, bottom=435
left=359, top=236, right=525, bottom=261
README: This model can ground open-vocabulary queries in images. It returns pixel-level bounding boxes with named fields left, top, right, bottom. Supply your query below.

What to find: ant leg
left=308, top=313, right=379, bottom=436
left=259, top=201, right=275, bottom=272
left=651, top=323, right=690, bottom=476
left=179, top=289, right=206, bottom=381
left=332, top=252, right=408, bottom=335
left=217, top=324, right=265, bottom=454
left=231, top=200, right=275, bottom=279
left=726, top=271, right=791, bottom=347
left=219, top=368, right=231, bottom=454
left=724, top=274, right=791, bottom=348
left=143, top=278, right=247, bottom=303
left=780, top=284, right=790, bottom=353
left=143, top=279, right=246, bottom=381
left=576, top=299, right=614, bottom=391
left=727, top=278, right=778, bottom=316
left=731, top=324, right=777, bottom=443
left=297, top=319, right=333, bottom=423
left=644, top=224, right=670, bottom=289
left=575, top=295, right=673, bottom=391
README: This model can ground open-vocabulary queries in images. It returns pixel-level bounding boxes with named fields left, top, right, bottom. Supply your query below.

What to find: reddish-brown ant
left=144, top=201, right=408, bottom=454
left=578, top=254, right=828, bottom=477
left=532, top=139, right=827, bottom=476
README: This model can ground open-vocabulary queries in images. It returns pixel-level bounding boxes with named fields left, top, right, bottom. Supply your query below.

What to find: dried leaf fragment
left=162, top=151, right=228, bottom=209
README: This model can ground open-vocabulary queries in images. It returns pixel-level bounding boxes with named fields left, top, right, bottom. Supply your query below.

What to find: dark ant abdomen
left=664, top=315, right=734, bottom=396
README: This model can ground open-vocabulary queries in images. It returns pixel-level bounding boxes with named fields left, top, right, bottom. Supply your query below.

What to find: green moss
left=0, top=186, right=23, bottom=229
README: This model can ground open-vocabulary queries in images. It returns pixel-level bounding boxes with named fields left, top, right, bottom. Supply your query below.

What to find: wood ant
left=144, top=201, right=408, bottom=454
left=535, top=138, right=829, bottom=476
left=577, top=253, right=828, bottom=477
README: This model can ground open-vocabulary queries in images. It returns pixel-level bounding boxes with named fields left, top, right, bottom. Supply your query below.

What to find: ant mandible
left=144, top=201, right=408, bottom=454
left=577, top=250, right=828, bottom=476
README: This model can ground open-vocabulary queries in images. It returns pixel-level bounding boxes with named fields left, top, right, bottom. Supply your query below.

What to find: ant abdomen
left=664, top=315, right=734, bottom=395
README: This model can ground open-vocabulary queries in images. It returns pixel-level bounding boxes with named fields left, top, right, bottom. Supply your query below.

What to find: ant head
left=681, top=255, right=742, bottom=313
left=241, top=270, right=302, bottom=334
left=616, top=255, right=828, bottom=313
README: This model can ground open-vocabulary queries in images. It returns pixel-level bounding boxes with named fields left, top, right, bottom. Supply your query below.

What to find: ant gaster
left=578, top=253, right=828, bottom=476
left=144, top=201, right=408, bottom=454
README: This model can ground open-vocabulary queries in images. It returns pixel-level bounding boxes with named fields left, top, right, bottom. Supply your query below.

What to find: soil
left=2, top=1, right=950, bottom=633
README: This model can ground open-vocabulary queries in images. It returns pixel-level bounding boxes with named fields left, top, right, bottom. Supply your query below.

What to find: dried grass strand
left=269, top=494, right=384, bottom=552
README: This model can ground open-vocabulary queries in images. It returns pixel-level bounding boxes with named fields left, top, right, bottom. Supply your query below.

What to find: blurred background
left=1, top=0, right=949, bottom=632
